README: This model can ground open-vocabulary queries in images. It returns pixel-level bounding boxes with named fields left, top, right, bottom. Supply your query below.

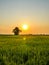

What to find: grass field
left=0, top=35, right=49, bottom=65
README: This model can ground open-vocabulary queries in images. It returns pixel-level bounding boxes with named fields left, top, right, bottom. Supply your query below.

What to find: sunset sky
left=0, top=0, right=49, bottom=34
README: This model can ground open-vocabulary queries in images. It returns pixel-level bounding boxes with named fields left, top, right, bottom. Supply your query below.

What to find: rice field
left=0, top=35, right=49, bottom=65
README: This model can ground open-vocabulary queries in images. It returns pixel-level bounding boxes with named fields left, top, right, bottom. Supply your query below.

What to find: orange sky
left=0, top=0, right=49, bottom=34
left=0, top=24, right=49, bottom=34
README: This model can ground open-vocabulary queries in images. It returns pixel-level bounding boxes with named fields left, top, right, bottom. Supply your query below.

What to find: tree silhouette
left=13, top=27, right=21, bottom=35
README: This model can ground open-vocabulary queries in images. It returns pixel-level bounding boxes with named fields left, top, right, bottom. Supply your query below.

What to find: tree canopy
left=13, top=27, right=21, bottom=35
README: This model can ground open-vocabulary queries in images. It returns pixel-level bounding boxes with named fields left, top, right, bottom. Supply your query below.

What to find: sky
left=0, top=0, right=49, bottom=34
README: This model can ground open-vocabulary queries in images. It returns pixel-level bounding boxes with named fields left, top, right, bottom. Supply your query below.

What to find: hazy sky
left=0, top=0, right=49, bottom=34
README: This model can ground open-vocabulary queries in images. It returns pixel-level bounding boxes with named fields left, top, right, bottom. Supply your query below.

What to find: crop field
left=0, top=35, right=49, bottom=65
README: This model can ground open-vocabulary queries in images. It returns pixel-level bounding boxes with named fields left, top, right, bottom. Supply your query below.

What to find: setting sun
left=22, top=24, right=28, bottom=30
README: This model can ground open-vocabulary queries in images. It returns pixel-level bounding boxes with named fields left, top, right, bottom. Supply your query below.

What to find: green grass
left=0, top=35, right=49, bottom=65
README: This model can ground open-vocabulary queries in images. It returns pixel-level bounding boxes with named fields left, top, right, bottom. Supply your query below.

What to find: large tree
left=13, top=27, right=21, bottom=35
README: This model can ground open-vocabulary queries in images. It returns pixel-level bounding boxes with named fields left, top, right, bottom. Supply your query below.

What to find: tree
left=13, top=27, right=21, bottom=35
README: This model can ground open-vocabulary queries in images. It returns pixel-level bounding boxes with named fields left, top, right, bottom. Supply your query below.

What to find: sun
left=22, top=24, right=28, bottom=30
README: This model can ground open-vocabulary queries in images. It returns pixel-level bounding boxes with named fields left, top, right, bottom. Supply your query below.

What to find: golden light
left=22, top=24, right=28, bottom=30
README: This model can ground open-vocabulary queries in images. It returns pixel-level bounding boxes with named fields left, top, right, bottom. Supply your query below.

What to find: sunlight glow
left=22, top=24, right=28, bottom=30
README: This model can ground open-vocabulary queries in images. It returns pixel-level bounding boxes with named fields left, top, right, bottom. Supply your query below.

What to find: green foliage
left=0, top=35, right=49, bottom=65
